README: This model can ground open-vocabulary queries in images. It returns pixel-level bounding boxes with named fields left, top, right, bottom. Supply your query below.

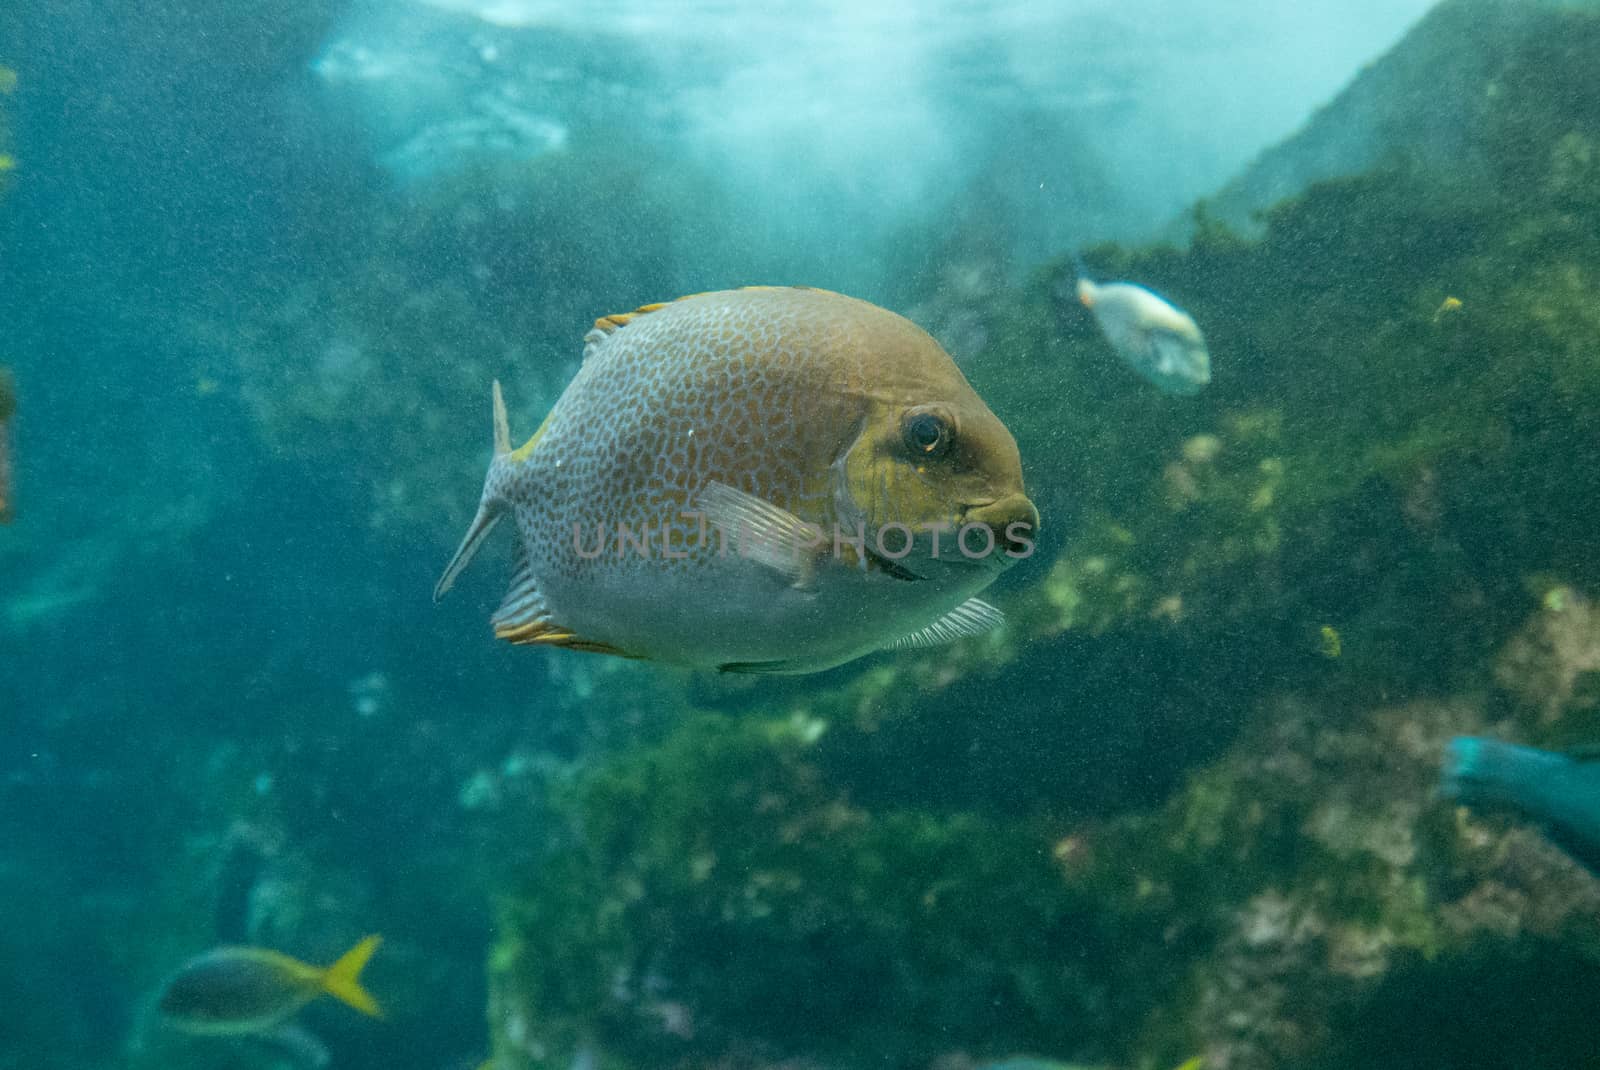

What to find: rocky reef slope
left=484, top=1, right=1600, bottom=1067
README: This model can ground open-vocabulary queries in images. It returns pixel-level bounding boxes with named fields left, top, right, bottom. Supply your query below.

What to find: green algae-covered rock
left=489, top=713, right=1154, bottom=1070
left=484, top=2, right=1600, bottom=1068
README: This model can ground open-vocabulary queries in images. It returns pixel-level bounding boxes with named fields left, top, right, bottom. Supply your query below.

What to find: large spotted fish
left=435, top=286, right=1038, bottom=674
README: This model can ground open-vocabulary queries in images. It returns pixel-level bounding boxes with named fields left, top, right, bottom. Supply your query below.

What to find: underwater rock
left=475, top=2, right=1600, bottom=1064
left=1114, top=697, right=1600, bottom=1070
left=489, top=691, right=1600, bottom=1070
left=1201, top=0, right=1600, bottom=233
left=1495, top=586, right=1600, bottom=728
left=486, top=713, right=1151, bottom=1070
left=481, top=8, right=1600, bottom=1054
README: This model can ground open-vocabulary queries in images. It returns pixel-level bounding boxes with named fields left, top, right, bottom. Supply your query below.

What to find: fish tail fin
left=435, top=382, right=517, bottom=601
left=319, top=934, right=384, bottom=1019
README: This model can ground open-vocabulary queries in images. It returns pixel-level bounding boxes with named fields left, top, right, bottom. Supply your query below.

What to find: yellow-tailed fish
left=1433, top=295, right=1463, bottom=323
left=0, top=369, right=14, bottom=524
left=157, top=934, right=383, bottom=1035
left=436, top=286, right=1039, bottom=674
left=1076, top=269, right=1211, bottom=396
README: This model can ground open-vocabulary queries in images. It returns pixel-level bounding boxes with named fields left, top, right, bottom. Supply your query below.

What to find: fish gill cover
left=5, top=1, right=1600, bottom=1070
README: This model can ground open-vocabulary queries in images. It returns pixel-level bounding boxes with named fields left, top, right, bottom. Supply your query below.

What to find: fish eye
left=902, top=410, right=951, bottom=458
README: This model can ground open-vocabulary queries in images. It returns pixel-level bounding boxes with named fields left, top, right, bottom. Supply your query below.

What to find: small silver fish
left=1076, top=274, right=1211, bottom=395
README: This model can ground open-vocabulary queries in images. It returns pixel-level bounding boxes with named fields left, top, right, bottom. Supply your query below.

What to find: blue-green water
left=5, top=2, right=1600, bottom=1069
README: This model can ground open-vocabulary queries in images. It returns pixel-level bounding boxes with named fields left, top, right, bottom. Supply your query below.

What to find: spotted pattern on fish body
left=438, top=287, right=1039, bottom=674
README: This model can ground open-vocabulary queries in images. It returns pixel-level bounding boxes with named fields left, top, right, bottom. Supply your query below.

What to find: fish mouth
left=866, top=492, right=1039, bottom=582
left=962, top=493, right=1041, bottom=561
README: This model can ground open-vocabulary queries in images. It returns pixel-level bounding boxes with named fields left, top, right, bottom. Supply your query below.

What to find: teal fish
left=1442, top=736, right=1600, bottom=875
left=1076, top=271, right=1211, bottom=395
left=436, top=286, right=1039, bottom=674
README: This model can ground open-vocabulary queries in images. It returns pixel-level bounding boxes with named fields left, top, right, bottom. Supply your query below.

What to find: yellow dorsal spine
left=317, top=934, right=384, bottom=1018
left=586, top=286, right=834, bottom=342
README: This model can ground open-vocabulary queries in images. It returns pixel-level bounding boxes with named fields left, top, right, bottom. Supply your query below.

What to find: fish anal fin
left=494, top=622, right=639, bottom=659
left=319, top=935, right=383, bottom=1019
left=490, top=545, right=548, bottom=632
left=490, top=557, right=638, bottom=656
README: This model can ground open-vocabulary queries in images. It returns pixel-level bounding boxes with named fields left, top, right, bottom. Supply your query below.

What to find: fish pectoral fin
left=884, top=597, right=1005, bottom=651
left=319, top=935, right=383, bottom=1019
left=695, top=480, right=821, bottom=590
left=1148, top=328, right=1203, bottom=367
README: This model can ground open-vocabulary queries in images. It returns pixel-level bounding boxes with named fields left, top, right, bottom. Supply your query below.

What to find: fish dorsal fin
left=582, top=299, right=673, bottom=360
left=884, top=597, right=1005, bottom=650
left=580, top=287, right=828, bottom=360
